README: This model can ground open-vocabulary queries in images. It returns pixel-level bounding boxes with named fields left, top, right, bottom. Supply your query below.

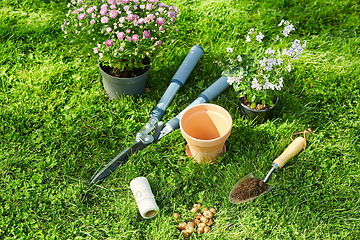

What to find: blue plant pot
left=237, top=97, right=279, bottom=123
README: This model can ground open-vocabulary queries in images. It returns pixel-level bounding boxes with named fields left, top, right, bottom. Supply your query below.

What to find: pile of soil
left=230, top=178, right=268, bottom=202
left=240, top=96, right=277, bottom=111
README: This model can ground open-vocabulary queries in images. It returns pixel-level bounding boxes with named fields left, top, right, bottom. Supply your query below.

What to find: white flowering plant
left=62, top=0, right=179, bottom=77
left=224, top=20, right=307, bottom=109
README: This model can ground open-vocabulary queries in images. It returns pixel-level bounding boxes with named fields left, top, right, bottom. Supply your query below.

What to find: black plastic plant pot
left=237, top=97, right=279, bottom=124
left=98, top=57, right=151, bottom=100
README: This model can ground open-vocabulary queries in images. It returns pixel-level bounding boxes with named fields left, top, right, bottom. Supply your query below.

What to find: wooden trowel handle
left=273, top=137, right=305, bottom=168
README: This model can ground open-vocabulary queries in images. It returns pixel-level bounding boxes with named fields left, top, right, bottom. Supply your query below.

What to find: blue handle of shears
left=149, top=45, right=204, bottom=121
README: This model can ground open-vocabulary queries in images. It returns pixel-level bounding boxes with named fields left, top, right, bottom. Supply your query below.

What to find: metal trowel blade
left=229, top=172, right=274, bottom=204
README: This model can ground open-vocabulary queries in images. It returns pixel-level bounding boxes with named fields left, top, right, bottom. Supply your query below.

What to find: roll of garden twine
left=130, top=177, right=159, bottom=219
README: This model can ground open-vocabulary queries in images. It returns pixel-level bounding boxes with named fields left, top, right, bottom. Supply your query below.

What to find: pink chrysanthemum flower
left=147, top=14, right=155, bottom=21
left=132, top=34, right=139, bottom=42
left=117, top=32, right=125, bottom=39
left=100, top=8, right=108, bottom=16
left=143, top=30, right=151, bottom=39
left=78, top=13, right=86, bottom=20
left=101, top=17, right=109, bottom=23
left=87, top=7, right=94, bottom=14
left=146, top=4, right=153, bottom=10
left=156, top=17, right=165, bottom=25
left=127, top=14, right=136, bottom=22
left=105, top=39, right=114, bottom=47
left=109, top=10, right=117, bottom=18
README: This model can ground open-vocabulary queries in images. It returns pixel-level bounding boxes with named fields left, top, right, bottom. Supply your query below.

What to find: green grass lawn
left=1, top=0, right=359, bottom=239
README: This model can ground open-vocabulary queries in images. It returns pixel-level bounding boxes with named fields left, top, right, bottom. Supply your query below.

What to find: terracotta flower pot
left=180, top=103, right=233, bottom=163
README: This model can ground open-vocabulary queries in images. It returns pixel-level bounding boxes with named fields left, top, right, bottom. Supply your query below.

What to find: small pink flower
left=146, top=3, right=153, bottom=10
left=126, top=29, right=131, bottom=34
left=138, top=18, right=145, bottom=24
left=116, top=0, right=121, bottom=4
left=92, top=13, right=96, bottom=18
left=106, top=27, right=112, bottom=33
left=156, top=40, right=162, bottom=46
left=90, top=19, right=95, bottom=24
left=99, top=53, right=103, bottom=58
left=159, top=26, right=164, bottom=31
left=117, top=32, right=125, bottom=39
left=101, top=16, right=109, bottom=23
left=86, top=7, right=94, bottom=14
left=143, top=30, right=150, bottom=39
left=107, top=0, right=115, bottom=4
left=132, top=34, right=139, bottom=42
left=100, top=8, right=108, bottom=15
left=122, top=0, right=129, bottom=3
left=127, top=14, right=135, bottom=22
left=147, top=14, right=155, bottom=20
left=109, top=10, right=117, bottom=18
left=93, top=47, right=98, bottom=53
left=125, top=36, right=131, bottom=41
left=151, top=37, right=155, bottom=41
left=78, top=13, right=86, bottom=20
left=110, top=4, right=116, bottom=9
left=156, top=17, right=165, bottom=25
left=124, top=5, right=130, bottom=11
left=101, top=4, right=108, bottom=9
left=140, top=5, right=145, bottom=9
left=119, top=46, right=124, bottom=51
left=105, top=39, right=114, bottom=47
left=168, top=10, right=175, bottom=18
left=119, top=17, right=126, bottom=23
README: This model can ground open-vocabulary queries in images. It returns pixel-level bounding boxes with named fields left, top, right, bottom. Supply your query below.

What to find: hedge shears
left=90, top=45, right=229, bottom=184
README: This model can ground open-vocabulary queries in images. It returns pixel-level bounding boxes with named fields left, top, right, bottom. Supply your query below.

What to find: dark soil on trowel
left=230, top=178, right=268, bottom=202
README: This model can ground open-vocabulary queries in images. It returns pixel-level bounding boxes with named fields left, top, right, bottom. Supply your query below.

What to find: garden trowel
left=229, top=137, right=306, bottom=204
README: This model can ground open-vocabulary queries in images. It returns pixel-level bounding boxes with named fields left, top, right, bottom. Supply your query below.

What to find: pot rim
left=179, top=103, right=233, bottom=144
left=98, top=57, right=151, bottom=80
left=237, top=96, right=279, bottom=113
